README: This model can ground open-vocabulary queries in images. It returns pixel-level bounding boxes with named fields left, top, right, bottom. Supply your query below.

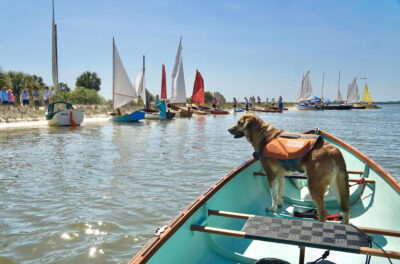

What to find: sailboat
left=353, top=83, right=380, bottom=109
left=296, top=71, right=321, bottom=110
left=346, top=78, right=365, bottom=109
left=167, top=37, right=193, bottom=117
left=322, top=71, right=351, bottom=110
left=190, top=70, right=207, bottom=115
left=46, top=0, right=84, bottom=126
left=110, top=39, right=145, bottom=122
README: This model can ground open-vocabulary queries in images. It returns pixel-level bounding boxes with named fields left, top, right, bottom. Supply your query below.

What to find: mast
left=112, top=38, right=115, bottom=110
left=52, top=0, right=59, bottom=100
left=337, top=70, right=342, bottom=102
left=142, top=55, right=145, bottom=106
left=321, top=72, right=325, bottom=102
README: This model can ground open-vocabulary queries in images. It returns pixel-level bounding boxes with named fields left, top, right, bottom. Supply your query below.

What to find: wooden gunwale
left=129, top=158, right=256, bottom=263
left=129, top=129, right=399, bottom=263
left=320, top=130, right=400, bottom=194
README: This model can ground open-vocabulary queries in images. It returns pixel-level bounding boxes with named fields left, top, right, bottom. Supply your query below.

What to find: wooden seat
left=191, top=210, right=400, bottom=262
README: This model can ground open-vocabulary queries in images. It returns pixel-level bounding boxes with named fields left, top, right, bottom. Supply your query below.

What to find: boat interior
left=137, top=132, right=400, bottom=264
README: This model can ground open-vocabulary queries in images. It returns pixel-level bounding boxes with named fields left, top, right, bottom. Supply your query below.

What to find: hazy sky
left=1, top=0, right=400, bottom=101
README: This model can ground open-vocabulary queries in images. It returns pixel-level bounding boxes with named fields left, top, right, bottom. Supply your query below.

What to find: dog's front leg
left=277, top=174, right=285, bottom=207
left=267, top=180, right=279, bottom=213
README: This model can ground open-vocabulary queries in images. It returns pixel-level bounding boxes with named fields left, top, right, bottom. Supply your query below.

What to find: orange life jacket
left=253, top=132, right=321, bottom=171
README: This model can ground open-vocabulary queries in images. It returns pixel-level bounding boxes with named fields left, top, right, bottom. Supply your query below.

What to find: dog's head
left=228, top=113, right=260, bottom=139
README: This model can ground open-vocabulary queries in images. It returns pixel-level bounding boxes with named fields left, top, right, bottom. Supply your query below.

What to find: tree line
left=0, top=67, right=106, bottom=105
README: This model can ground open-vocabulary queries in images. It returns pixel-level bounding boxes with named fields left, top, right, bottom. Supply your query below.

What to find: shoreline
left=0, top=115, right=110, bottom=129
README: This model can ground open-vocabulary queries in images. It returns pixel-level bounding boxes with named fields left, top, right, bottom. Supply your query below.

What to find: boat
left=130, top=129, right=400, bottom=264
left=46, top=101, right=84, bottom=126
left=46, top=0, right=83, bottom=126
left=322, top=71, right=352, bottom=110
left=296, top=71, right=321, bottom=110
left=251, top=107, right=282, bottom=113
left=199, top=105, right=230, bottom=115
left=191, top=70, right=207, bottom=115
left=352, top=83, right=381, bottom=109
left=110, top=39, right=145, bottom=122
left=168, top=37, right=193, bottom=118
left=345, top=78, right=365, bottom=109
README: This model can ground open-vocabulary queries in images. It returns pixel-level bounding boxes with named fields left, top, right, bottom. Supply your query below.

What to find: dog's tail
left=334, top=151, right=350, bottom=224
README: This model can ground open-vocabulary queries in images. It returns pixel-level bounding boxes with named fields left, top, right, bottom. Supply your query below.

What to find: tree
left=204, top=91, right=213, bottom=103
left=57, top=86, right=105, bottom=105
left=76, top=71, right=101, bottom=91
left=0, top=67, right=10, bottom=89
left=59, top=82, right=70, bottom=92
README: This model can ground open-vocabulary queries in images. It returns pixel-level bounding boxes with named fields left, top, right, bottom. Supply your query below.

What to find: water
left=0, top=105, right=399, bottom=263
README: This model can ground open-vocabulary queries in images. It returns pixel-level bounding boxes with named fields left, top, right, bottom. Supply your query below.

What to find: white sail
left=346, top=78, right=360, bottom=104
left=113, top=39, right=137, bottom=110
left=170, top=37, right=186, bottom=103
left=134, top=60, right=146, bottom=106
left=296, top=71, right=313, bottom=102
left=52, top=0, right=58, bottom=98
left=337, top=71, right=343, bottom=102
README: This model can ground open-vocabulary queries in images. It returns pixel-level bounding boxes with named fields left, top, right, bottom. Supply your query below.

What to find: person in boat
left=244, top=97, right=249, bottom=111
left=43, top=86, right=52, bottom=107
left=157, top=99, right=167, bottom=120
left=212, top=97, right=217, bottom=108
left=32, top=87, right=40, bottom=110
left=20, top=88, right=30, bottom=108
left=278, top=96, right=283, bottom=111
left=265, top=97, right=269, bottom=109
left=1, top=86, right=9, bottom=106
left=7, top=89, right=14, bottom=106
left=233, top=97, right=237, bottom=111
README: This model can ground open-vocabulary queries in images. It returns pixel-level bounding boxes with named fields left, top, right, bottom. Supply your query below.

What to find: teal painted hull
left=131, top=130, right=400, bottom=264
left=111, top=111, right=145, bottom=122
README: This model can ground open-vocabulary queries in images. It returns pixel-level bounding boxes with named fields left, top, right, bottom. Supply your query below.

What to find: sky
left=1, top=0, right=400, bottom=102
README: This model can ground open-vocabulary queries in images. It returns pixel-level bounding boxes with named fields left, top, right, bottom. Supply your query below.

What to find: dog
left=228, top=113, right=350, bottom=224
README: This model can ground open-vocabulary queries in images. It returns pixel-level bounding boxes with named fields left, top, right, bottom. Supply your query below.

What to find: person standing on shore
left=233, top=97, right=237, bottom=111
left=155, top=94, right=161, bottom=105
left=20, top=88, right=30, bottom=108
left=244, top=97, right=249, bottom=111
left=265, top=97, right=269, bottom=109
left=32, top=87, right=40, bottom=110
left=212, top=97, right=217, bottom=108
left=7, top=89, right=14, bottom=106
left=1, top=87, right=9, bottom=106
left=257, top=96, right=261, bottom=106
left=145, top=95, right=150, bottom=109
left=271, top=97, right=275, bottom=108
left=43, top=86, right=52, bottom=107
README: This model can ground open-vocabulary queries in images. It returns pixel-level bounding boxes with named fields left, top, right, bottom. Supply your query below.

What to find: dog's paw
left=266, top=206, right=277, bottom=213
left=278, top=197, right=284, bottom=207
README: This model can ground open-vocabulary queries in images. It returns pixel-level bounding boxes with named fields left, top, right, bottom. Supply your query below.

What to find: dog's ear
left=243, top=116, right=253, bottom=130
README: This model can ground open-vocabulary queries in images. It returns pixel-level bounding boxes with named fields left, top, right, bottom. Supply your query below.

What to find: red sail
left=192, top=70, right=204, bottom=106
left=161, top=64, right=167, bottom=99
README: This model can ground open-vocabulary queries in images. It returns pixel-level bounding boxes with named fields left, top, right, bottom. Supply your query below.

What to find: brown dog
left=228, top=113, right=350, bottom=224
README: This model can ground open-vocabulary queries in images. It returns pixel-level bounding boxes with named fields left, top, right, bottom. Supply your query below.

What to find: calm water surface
left=0, top=105, right=399, bottom=263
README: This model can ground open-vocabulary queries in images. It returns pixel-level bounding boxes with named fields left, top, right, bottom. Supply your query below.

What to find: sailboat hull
left=47, top=109, right=84, bottom=127
left=111, top=111, right=145, bottom=122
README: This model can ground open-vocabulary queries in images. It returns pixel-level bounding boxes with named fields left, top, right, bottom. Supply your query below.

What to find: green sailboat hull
left=131, top=130, right=400, bottom=264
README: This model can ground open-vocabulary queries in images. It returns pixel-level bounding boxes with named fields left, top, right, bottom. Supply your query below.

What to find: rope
left=350, top=178, right=367, bottom=207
